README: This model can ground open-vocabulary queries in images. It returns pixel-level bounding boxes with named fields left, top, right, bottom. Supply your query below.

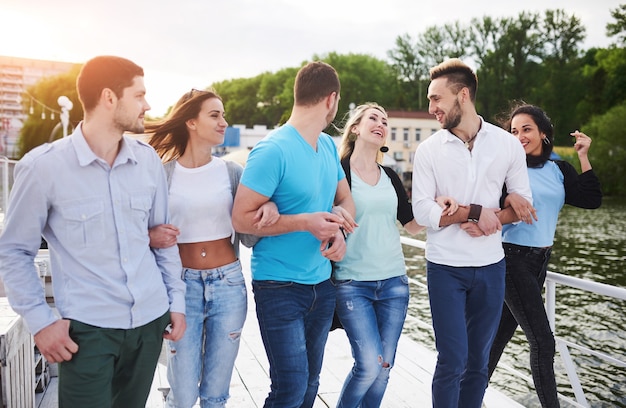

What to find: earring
left=543, top=137, right=551, bottom=145
left=348, top=133, right=358, bottom=142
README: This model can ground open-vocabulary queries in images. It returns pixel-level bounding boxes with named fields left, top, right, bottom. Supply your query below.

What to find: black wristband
left=468, top=204, right=482, bottom=223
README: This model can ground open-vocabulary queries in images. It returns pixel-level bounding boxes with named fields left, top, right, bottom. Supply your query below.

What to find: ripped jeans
left=165, top=260, right=247, bottom=408
left=334, top=275, right=409, bottom=408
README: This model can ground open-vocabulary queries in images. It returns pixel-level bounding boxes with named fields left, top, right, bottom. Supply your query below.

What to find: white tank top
left=168, top=158, right=234, bottom=243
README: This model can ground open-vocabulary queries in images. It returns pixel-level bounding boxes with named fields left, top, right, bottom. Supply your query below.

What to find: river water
left=401, top=196, right=625, bottom=407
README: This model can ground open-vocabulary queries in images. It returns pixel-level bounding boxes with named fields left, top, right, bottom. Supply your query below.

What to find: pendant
left=465, top=141, right=470, bottom=149
left=201, top=248, right=206, bottom=258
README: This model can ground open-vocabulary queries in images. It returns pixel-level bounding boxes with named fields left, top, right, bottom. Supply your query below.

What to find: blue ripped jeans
left=334, top=275, right=409, bottom=408
left=165, top=260, right=247, bottom=408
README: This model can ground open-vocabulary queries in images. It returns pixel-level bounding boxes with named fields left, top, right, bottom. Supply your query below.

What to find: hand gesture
left=571, top=130, right=591, bottom=156
left=163, top=312, right=186, bottom=342
left=477, top=207, right=502, bottom=236
left=34, top=320, right=79, bottom=363
left=504, top=193, right=537, bottom=224
left=149, top=224, right=180, bottom=248
left=253, top=201, right=280, bottom=229
left=306, top=212, right=343, bottom=241
left=321, top=229, right=347, bottom=262
left=435, top=196, right=459, bottom=216
left=331, top=205, right=358, bottom=233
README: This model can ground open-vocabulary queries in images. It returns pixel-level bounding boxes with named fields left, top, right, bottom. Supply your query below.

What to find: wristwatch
left=467, top=204, right=482, bottom=223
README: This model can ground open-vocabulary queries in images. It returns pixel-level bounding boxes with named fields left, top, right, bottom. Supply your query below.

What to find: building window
left=415, top=128, right=421, bottom=142
left=391, top=127, right=396, bottom=141
left=403, top=128, right=409, bottom=142
left=393, top=151, right=403, bottom=161
left=431, top=128, right=438, bottom=135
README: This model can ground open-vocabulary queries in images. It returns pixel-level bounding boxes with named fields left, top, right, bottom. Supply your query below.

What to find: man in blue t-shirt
left=233, top=61, right=355, bottom=407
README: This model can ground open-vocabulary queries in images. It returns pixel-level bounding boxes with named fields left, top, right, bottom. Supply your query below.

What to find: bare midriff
left=178, top=237, right=237, bottom=270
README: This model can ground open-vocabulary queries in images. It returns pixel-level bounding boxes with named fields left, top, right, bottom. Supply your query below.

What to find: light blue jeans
left=334, top=275, right=409, bottom=408
left=165, top=260, right=247, bottom=408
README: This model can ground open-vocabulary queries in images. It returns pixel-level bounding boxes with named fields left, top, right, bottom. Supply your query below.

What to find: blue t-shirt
left=240, top=124, right=345, bottom=284
left=502, top=161, right=565, bottom=247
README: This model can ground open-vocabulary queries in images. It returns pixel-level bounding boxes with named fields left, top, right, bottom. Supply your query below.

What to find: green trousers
left=58, top=312, right=169, bottom=408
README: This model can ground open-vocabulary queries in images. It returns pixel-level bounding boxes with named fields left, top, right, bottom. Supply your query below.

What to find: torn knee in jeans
left=378, top=355, right=391, bottom=368
left=229, top=330, right=242, bottom=341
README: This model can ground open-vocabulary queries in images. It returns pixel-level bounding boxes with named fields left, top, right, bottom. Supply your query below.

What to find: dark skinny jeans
left=488, top=243, right=560, bottom=408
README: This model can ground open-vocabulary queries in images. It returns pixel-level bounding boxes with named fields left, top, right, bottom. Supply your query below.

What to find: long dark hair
left=499, top=102, right=554, bottom=168
left=145, top=89, right=220, bottom=162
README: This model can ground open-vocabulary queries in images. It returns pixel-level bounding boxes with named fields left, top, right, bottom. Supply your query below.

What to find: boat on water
left=0, top=156, right=624, bottom=407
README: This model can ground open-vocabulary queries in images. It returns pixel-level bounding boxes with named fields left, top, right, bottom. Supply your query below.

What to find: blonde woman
left=333, top=103, right=456, bottom=407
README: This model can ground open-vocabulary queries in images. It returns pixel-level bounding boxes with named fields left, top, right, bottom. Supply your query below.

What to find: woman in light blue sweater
left=488, top=104, right=602, bottom=407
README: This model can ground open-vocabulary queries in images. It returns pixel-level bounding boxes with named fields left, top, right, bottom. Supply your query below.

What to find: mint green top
left=333, top=170, right=406, bottom=281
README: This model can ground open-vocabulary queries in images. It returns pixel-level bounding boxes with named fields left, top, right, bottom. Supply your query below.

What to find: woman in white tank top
left=145, top=89, right=277, bottom=408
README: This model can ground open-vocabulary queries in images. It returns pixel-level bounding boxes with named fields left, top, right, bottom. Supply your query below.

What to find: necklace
left=352, top=164, right=380, bottom=186
left=464, top=133, right=478, bottom=149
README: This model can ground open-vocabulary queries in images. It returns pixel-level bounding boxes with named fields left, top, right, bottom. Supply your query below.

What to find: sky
left=1, top=0, right=620, bottom=117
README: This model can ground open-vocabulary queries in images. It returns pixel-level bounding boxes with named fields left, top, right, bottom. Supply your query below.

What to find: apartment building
left=0, top=56, right=75, bottom=157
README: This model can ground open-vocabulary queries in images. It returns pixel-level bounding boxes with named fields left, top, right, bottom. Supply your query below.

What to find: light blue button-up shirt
left=0, top=123, right=185, bottom=335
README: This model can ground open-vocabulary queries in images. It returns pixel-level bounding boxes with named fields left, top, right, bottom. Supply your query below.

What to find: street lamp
left=57, top=96, right=73, bottom=138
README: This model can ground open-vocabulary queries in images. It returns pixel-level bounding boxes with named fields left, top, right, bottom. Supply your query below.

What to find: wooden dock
left=36, top=245, right=523, bottom=407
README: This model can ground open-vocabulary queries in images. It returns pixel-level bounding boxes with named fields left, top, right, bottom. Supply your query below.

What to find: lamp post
left=57, top=96, right=73, bottom=138
left=349, top=102, right=356, bottom=118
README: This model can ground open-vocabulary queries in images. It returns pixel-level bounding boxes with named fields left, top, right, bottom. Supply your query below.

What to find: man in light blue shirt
left=0, top=55, right=186, bottom=408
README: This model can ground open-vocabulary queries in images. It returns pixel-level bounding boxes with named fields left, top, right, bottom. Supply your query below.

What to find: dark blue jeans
left=488, top=243, right=559, bottom=408
left=252, top=279, right=336, bottom=408
left=427, top=259, right=505, bottom=408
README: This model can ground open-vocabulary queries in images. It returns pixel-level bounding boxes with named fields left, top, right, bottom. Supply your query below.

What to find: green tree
left=578, top=47, right=626, bottom=121
left=256, top=67, right=299, bottom=126
left=471, top=13, right=543, bottom=121
left=606, top=3, right=626, bottom=45
left=387, top=34, right=428, bottom=110
left=213, top=75, right=265, bottom=127
left=18, top=65, right=82, bottom=158
left=583, top=103, right=626, bottom=196
left=314, top=52, right=399, bottom=131
left=529, top=9, right=586, bottom=145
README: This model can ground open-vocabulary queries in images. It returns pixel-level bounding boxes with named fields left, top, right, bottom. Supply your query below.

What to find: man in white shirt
left=412, top=58, right=533, bottom=408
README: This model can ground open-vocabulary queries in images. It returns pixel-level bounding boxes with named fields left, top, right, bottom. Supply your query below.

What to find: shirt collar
left=442, top=116, right=485, bottom=144
left=70, top=122, right=138, bottom=167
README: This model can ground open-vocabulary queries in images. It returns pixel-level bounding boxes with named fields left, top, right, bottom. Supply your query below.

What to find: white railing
left=0, top=157, right=17, bottom=230
left=399, top=236, right=626, bottom=408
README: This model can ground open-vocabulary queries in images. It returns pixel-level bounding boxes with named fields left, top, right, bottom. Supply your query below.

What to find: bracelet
left=467, top=204, right=482, bottom=223
left=339, top=227, right=347, bottom=240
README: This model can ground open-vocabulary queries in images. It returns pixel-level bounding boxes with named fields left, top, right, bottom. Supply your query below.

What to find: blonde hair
left=339, top=102, right=388, bottom=164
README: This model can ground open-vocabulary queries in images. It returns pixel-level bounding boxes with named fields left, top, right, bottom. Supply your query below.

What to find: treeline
left=18, top=6, right=626, bottom=194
